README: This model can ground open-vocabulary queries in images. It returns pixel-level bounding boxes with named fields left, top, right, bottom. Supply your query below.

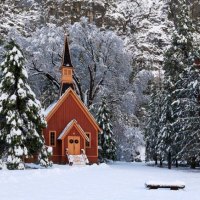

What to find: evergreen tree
left=159, top=0, right=200, bottom=168
left=96, top=98, right=116, bottom=161
left=172, top=53, right=200, bottom=168
left=145, top=73, right=163, bottom=165
left=0, top=41, right=52, bottom=169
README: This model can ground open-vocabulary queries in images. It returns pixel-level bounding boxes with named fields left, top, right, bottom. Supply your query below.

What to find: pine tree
left=169, top=1, right=200, bottom=168
left=172, top=53, right=200, bottom=167
left=159, top=0, right=200, bottom=168
left=145, top=73, right=163, bottom=165
left=0, top=41, right=52, bottom=169
left=96, top=98, right=116, bottom=161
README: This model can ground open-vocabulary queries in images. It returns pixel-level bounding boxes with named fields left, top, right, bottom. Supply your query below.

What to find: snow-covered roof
left=58, top=119, right=90, bottom=141
left=58, top=120, right=75, bottom=140
left=43, top=101, right=57, bottom=117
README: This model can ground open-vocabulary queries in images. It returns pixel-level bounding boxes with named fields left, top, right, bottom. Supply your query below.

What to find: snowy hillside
left=0, top=162, right=200, bottom=200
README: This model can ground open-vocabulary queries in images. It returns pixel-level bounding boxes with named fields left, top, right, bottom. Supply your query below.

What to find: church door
left=68, top=136, right=81, bottom=155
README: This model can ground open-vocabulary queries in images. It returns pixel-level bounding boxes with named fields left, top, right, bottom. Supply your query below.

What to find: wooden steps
left=66, top=149, right=89, bottom=166
left=68, top=155, right=85, bottom=165
left=67, top=153, right=89, bottom=166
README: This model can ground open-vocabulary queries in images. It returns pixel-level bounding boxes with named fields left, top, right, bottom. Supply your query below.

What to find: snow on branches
left=0, top=41, right=52, bottom=169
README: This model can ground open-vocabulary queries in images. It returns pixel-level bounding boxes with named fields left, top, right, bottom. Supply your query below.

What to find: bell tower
left=60, top=35, right=74, bottom=96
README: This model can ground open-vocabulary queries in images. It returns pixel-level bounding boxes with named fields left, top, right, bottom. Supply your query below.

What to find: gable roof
left=58, top=119, right=89, bottom=141
left=45, top=88, right=101, bottom=132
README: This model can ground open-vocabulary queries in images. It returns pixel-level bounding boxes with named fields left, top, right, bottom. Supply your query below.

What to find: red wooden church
left=43, top=36, right=101, bottom=165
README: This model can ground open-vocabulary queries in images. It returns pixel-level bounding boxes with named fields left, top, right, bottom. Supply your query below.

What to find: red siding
left=43, top=93, right=98, bottom=164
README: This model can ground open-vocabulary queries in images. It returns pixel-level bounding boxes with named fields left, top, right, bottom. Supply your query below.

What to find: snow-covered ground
left=0, top=162, right=200, bottom=200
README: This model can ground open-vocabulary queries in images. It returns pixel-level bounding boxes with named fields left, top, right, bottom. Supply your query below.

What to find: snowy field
left=0, top=162, right=200, bottom=200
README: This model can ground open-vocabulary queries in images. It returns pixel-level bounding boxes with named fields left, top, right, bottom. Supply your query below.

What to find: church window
left=68, top=69, right=72, bottom=75
left=64, top=69, right=68, bottom=75
left=86, top=133, right=91, bottom=148
left=49, top=131, right=56, bottom=146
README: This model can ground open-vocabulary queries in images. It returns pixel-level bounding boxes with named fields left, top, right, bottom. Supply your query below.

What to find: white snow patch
left=0, top=162, right=199, bottom=200
left=17, top=88, right=26, bottom=98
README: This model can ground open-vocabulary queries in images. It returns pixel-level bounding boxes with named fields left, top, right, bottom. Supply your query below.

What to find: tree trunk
left=154, top=154, right=158, bottom=165
left=190, top=157, right=196, bottom=169
left=155, top=158, right=157, bottom=165
left=168, top=151, right=172, bottom=169
left=159, top=159, right=163, bottom=167
left=175, top=159, right=178, bottom=168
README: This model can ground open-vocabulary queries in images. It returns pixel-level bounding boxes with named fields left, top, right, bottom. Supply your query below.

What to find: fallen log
left=145, top=181, right=185, bottom=190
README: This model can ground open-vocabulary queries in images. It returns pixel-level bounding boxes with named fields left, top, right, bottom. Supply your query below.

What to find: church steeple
left=60, top=35, right=74, bottom=96
left=62, top=35, right=73, bottom=67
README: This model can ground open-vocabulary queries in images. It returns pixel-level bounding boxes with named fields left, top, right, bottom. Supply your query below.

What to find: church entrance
left=68, top=136, right=81, bottom=155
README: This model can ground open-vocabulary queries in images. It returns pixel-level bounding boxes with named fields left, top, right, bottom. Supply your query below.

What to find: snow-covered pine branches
left=145, top=74, right=163, bottom=165
left=96, top=98, right=116, bottom=162
left=146, top=0, right=200, bottom=168
left=0, top=41, right=52, bottom=169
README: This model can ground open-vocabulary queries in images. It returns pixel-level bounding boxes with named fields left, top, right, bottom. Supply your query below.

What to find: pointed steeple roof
left=59, top=34, right=75, bottom=96
left=61, top=34, right=73, bottom=67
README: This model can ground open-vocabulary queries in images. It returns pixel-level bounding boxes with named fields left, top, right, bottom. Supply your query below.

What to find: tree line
left=145, top=0, right=200, bottom=169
